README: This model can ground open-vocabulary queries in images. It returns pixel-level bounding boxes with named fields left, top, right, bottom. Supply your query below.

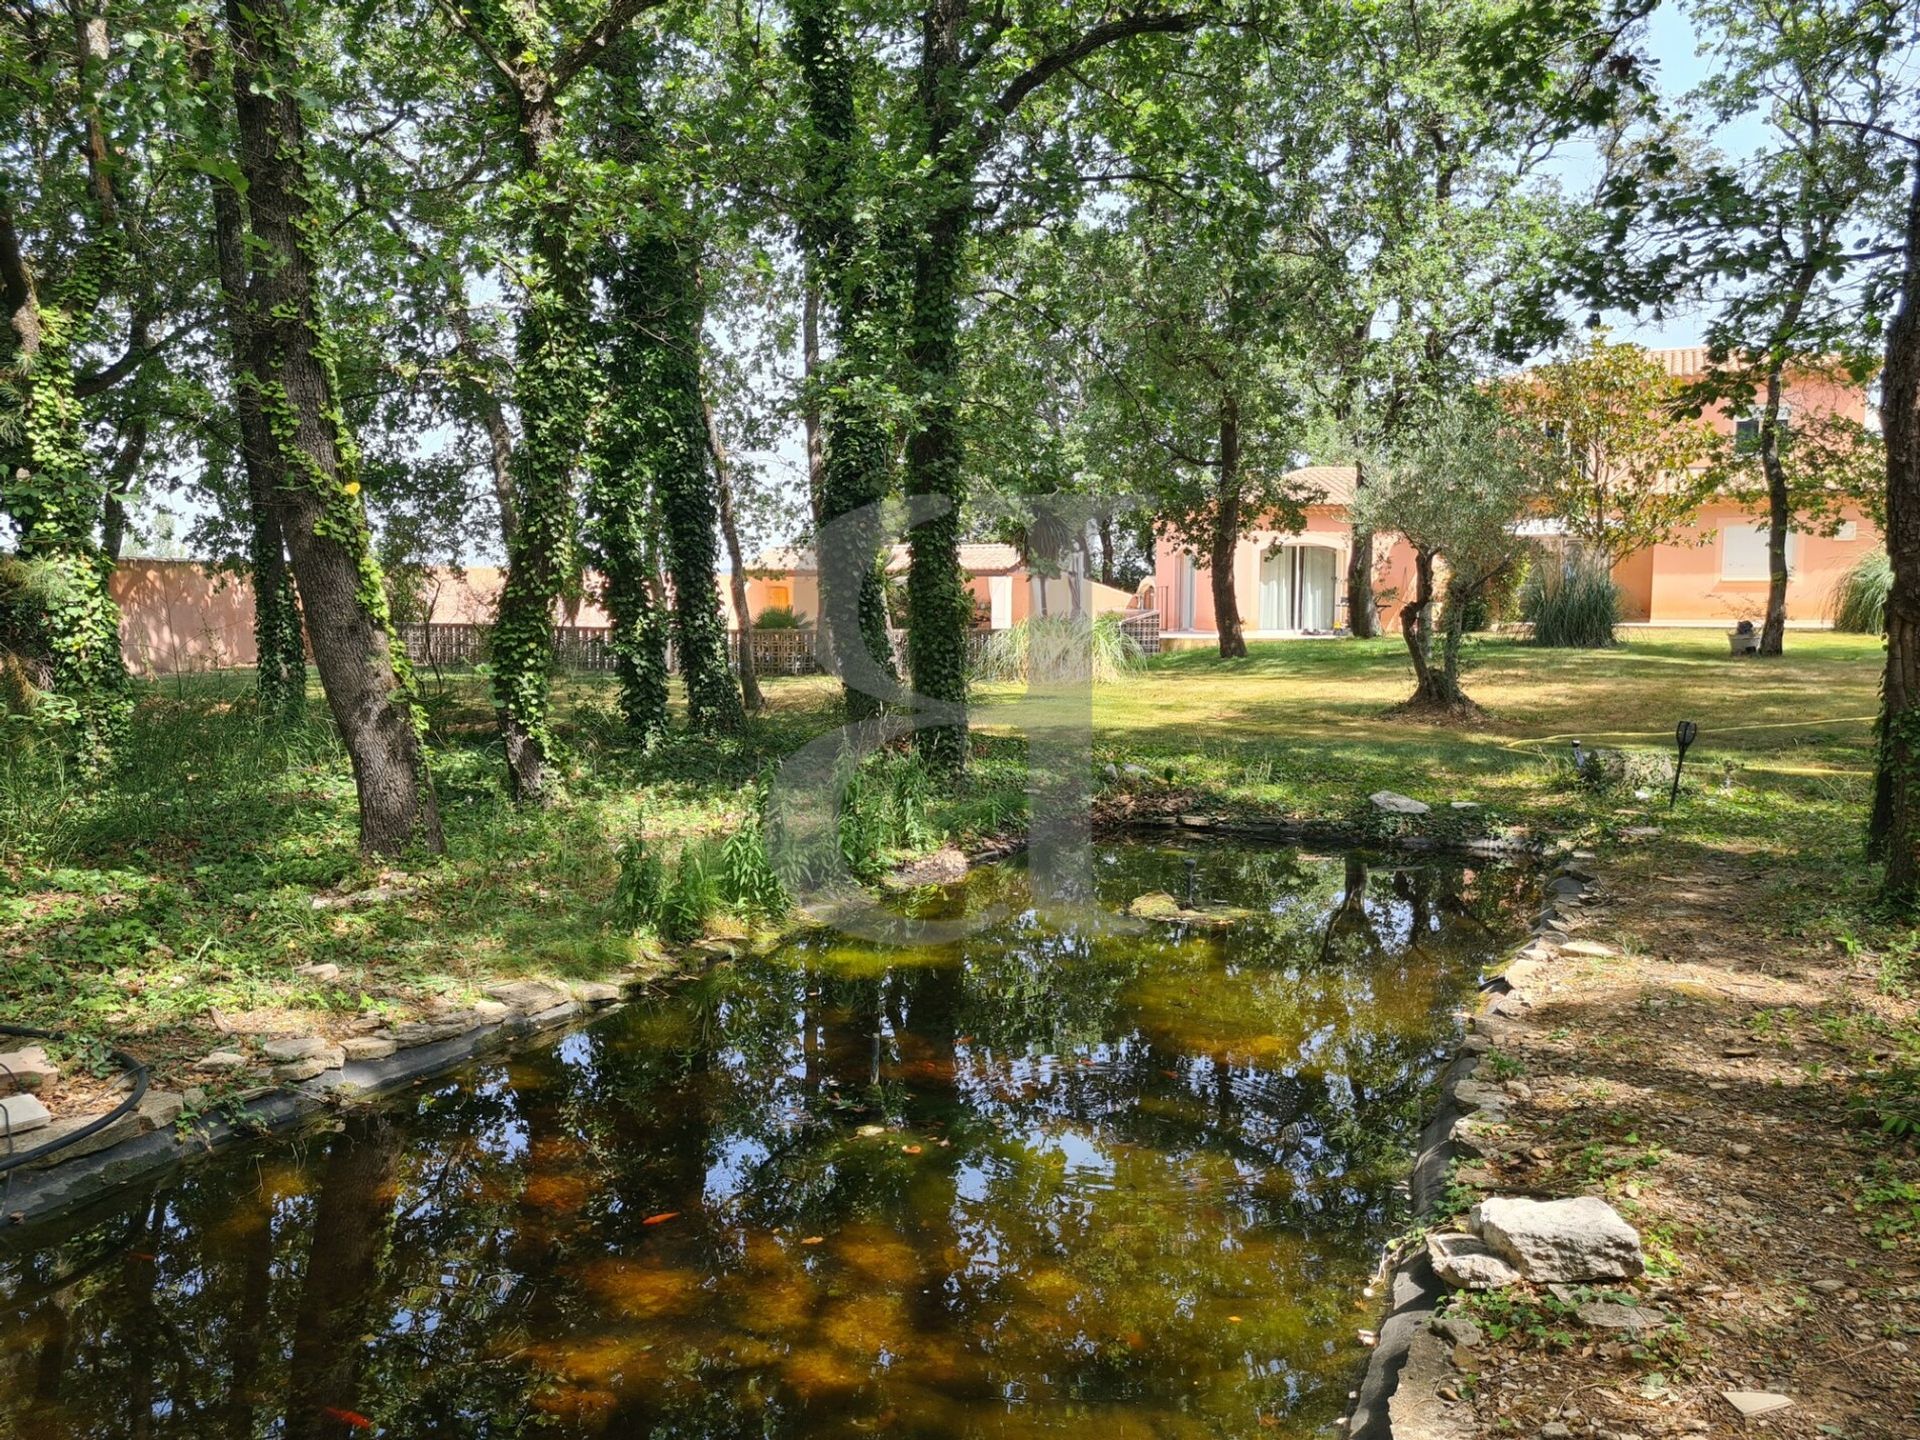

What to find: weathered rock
left=292, top=962, right=342, bottom=982
left=1449, top=801, right=1482, bottom=810
left=194, top=1051, right=250, bottom=1072
left=1471, top=1196, right=1644, bottom=1283
left=1721, top=1391, right=1791, bottom=1419
left=0, top=1045, right=58, bottom=1091
left=1125, top=893, right=1256, bottom=928
left=274, top=1057, right=330, bottom=1082
left=1427, top=1232, right=1523, bottom=1290
left=310, top=883, right=416, bottom=911
left=484, top=979, right=570, bottom=1013
left=1452, top=1079, right=1509, bottom=1118
left=572, top=981, right=621, bottom=1005
left=341, top=1036, right=397, bottom=1061
left=471, top=999, right=511, bottom=1022
left=1547, top=876, right=1586, bottom=897
left=1574, top=1301, right=1666, bottom=1335
left=883, top=846, right=968, bottom=889
left=1540, top=1424, right=1573, bottom=1440
left=379, top=1019, right=472, bottom=1048
left=260, top=1036, right=331, bottom=1063
left=0, top=1093, right=52, bottom=1135
left=27, top=1091, right=184, bottom=1166
left=1371, top=790, right=1430, bottom=815
left=1559, top=940, right=1616, bottom=958
left=1122, top=763, right=1152, bottom=778
left=1429, top=1314, right=1485, bottom=1349
left=1808, top=1277, right=1848, bottom=1295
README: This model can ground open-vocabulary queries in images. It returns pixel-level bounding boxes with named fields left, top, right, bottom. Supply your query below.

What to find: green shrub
left=1830, top=549, right=1891, bottom=635
left=661, top=842, right=723, bottom=942
left=839, top=749, right=942, bottom=879
left=975, top=612, right=1143, bottom=685
left=1522, top=557, right=1620, bottom=648
left=721, top=823, right=787, bottom=917
left=753, top=605, right=808, bottom=630
left=612, top=834, right=669, bottom=932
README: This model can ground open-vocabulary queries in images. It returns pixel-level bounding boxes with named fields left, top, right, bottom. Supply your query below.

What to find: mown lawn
left=0, top=626, right=1894, bottom=1086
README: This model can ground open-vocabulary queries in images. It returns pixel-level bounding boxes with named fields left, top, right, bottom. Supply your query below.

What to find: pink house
left=1150, top=466, right=1421, bottom=647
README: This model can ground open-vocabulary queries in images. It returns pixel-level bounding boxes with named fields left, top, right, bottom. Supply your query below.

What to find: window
left=766, top=584, right=791, bottom=609
left=1733, top=406, right=1791, bottom=453
left=1722, top=523, right=1797, bottom=581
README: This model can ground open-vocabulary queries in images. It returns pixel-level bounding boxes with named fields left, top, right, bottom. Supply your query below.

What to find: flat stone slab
left=1428, top=1232, right=1522, bottom=1290
left=484, top=980, right=571, bottom=1013
left=1371, top=790, right=1430, bottom=815
left=26, top=1091, right=184, bottom=1167
left=0, top=1045, right=58, bottom=1091
left=260, top=1036, right=332, bottom=1063
left=571, top=981, right=621, bottom=1005
left=341, top=1036, right=396, bottom=1061
left=195, top=1051, right=250, bottom=1071
left=1722, top=1391, right=1792, bottom=1418
left=1575, top=1300, right=1666, bottom=1335
left=1, top=1093, right=52, bottom=1135
left=1472, top=1196, right=1644, bottom=1283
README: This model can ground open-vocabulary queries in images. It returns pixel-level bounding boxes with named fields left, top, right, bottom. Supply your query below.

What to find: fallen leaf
left=642, top=1211, right=680, bottom=1226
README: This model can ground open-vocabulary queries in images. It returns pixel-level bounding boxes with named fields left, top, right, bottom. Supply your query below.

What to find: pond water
left=0, top=843, right=1529, bottom=1439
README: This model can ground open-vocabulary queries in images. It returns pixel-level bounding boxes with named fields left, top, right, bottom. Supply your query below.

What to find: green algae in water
left=0, top=843, right=1530, bottom=1438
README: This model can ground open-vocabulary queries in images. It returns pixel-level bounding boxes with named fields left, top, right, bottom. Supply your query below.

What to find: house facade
left=1150, top=466, right=1422, bottom=646
left=742, top=543, right=1137, bottom=630
left=1151, top=348, right=1883, bottom=646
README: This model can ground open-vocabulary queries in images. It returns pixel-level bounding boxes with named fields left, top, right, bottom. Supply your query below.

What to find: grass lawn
left=0, top=626, right=1895, bottom=1092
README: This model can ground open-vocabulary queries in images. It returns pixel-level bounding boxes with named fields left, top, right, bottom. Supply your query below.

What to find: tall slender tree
left=223, top=0, right=443, bottom=853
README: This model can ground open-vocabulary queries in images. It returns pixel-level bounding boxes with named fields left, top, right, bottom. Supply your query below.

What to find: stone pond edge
left=1345, top=850, right=1600, bottom=1440
left=4, top=811, right=1555, bottom=1268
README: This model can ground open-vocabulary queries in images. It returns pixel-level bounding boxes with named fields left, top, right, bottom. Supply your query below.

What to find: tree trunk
left=1346, top=461, right=1376, bottom=638
left=1211, top=394, right=1247, bottom=659
left=802, top=273, right=826, bottom=530
left=1758, top=363, right=1791, bottom=655
left=225, top=0, right=442, bottom=853
left=1874, top=160, right=1920, bottom=902
left=99, top=420, right=144, bottom=561
left=199, top=63, right=305, bottom=722
left=706, top=394, right=765, bottom=713
left=792, top=0, right=897, bottom=718
left=1097, top=513, right=1116, bottom=587
left=902, top=0, right=973, bottom=772
left=490, top=92, right=594, bottom=803
left=1398, top=546, right=1460, bottom=708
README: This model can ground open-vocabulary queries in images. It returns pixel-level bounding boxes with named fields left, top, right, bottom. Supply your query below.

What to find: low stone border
left=2, top=978, right=643, bottom=1228
left=1347, top=855, right=1602, bottom=1440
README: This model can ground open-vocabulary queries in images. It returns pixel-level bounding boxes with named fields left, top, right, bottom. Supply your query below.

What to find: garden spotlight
left=1670, top=720, right=1698, bottom=808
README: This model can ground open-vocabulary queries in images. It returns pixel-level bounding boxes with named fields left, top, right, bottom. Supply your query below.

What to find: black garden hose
left=0, top=1023, right=148, bottom=1175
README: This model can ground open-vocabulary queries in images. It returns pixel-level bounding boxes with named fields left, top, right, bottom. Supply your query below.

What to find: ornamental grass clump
left=975, top=613, right=1143, bottom=685
left=1830, top=549, right=1891, bottom=635
left=1522, top=558, right=1621, bottom=648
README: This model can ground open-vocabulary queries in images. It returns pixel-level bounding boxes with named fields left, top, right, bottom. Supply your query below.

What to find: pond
left=0, top=843, right=1530, bottom=1439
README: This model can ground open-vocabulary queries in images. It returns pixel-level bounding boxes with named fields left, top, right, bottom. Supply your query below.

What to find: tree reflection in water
left=0, top=843, right=1530, bottom=1439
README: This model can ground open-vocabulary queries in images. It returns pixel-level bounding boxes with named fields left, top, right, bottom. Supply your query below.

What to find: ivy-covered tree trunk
left=903, top=0, right=973, bottom=772
left=584, top=394, right=670, bottom=747
left=0, top=190, right=130, bottom=770
left=1874, top=164, right=1920, bottom=903
left=202, top=82, right=304, bottom=722
left=602, top=235, right=742, bottom=736
left=1210, top=394, right=1247, bottom=659
left=491, top=91, right=595, bottom=803
left=791, top=0, right=900, bottom=720
left=1346, top=454, right=1376, bottom=637
left=224, top=0, right=442, bottom=855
